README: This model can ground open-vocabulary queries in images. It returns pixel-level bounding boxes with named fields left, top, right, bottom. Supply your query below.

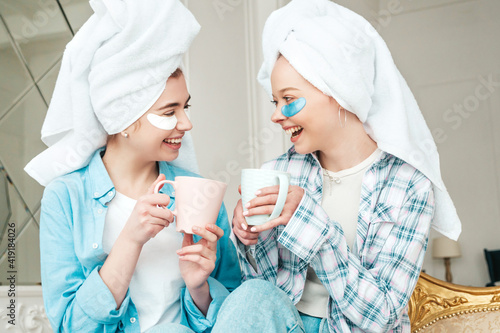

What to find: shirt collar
left=287, top=145, right=390, bottom=169
left=88, top=148, right=176, bottom=205
left=88, top=148, right=115, bottom=205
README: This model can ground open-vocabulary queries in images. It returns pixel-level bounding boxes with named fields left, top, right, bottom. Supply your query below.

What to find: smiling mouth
left=163, top=138, right=182, bottom=144
left=285, top=126, right=303, bottom=138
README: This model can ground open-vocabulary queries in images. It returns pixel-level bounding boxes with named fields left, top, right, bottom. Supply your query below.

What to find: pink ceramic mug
left=154, top=176, right=227, bottom=234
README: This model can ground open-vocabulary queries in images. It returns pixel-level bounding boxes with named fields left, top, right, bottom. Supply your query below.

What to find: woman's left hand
left=177, top=224, right=223, bottom=291
left=243, top=185, right=304, bottom=233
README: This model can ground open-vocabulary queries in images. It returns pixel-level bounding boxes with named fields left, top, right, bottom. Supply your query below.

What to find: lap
left=213, top=279, right=305, bottom=333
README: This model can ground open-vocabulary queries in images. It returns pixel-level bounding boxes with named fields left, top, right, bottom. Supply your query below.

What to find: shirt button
left=108, top=192, right=113, bottom=197
left=94, top=192, right=99, bottom=197
left=92, top=243, right=98, bottom=249
left=97, top=209, right=103, bottom=214
left=130, top=317, right=136, bottom=323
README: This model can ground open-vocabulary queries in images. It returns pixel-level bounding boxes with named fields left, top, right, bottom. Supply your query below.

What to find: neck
left=318, top=124, right=378, bottom=172
left=102, top=142, right=158, bottom=199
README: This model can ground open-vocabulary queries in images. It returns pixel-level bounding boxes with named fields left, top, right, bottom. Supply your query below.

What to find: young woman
left=232, top=1, right=462, bottom=332
left=26, top=1, right=241, bottom=332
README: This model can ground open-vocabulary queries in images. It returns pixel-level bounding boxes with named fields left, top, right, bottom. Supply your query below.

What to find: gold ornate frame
left=408, top=272, right=500, bottom=332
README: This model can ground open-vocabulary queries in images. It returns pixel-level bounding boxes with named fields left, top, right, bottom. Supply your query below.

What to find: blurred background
left=0, top=0, right=498, bottom=325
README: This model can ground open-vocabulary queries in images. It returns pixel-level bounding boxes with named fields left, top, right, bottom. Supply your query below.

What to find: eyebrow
left=158, top=95, right=191, bottom=110
left=272, top=87, right=299, bottom=98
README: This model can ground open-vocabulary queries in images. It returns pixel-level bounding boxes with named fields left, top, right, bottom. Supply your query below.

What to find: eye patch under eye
left=281, top=97, right=306, bottom=117
left=147, top=113, right=178, bottom=130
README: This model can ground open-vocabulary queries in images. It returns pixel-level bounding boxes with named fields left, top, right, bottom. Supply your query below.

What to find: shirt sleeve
left=233, top=227, right=280, bottom=283
left=180, top=203, right=242, bottom=332
left=278, top=181, right=435, bottom=332
left=40, top=187, right=131, bottom=332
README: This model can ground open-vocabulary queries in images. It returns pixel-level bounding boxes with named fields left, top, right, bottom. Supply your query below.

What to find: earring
left=339, top=106, right=347, bottom=128
left=121, top=131, right=129, bottom=138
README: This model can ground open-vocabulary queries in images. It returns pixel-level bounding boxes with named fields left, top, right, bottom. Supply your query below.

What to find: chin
left=160, top=151, right=180, bottom=162
left=293, top=143, right=314, bottom=156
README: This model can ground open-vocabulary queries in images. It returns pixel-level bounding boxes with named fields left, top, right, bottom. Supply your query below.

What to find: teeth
left=164, top=138, right=182, bottom=144
left=285, top=126, right=303, bottom=135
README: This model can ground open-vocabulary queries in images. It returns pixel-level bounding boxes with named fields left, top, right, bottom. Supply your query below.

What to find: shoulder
left=42, top=167, right=89, bottom=210
left=374, top=153, right=433, bottom=199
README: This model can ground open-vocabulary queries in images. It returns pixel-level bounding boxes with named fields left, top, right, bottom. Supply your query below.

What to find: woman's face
left=270, top=56, right=341, bottom=155
left=126, top=73, right=192, bottom=162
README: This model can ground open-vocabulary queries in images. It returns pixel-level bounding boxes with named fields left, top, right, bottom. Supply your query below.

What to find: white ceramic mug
left=241, top=169, right=290, bottom=226
left=154, top=176, right=227, bottom=234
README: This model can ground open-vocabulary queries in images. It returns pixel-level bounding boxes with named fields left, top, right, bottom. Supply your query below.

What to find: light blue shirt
left=40, top=149, right=241, bottom=332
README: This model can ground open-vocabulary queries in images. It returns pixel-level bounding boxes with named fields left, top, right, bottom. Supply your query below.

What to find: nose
left=176, top=110, right=193, bottom=132
left=271, top=104, right=286, bottom=124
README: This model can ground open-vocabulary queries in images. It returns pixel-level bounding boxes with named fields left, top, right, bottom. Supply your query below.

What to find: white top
left=296, top=149, right=382, bottom=318
left=102, top=192, right=184, bottom=332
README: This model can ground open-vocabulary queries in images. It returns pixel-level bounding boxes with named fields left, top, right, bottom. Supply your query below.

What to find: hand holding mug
left=240, top=169, right=290, bottom=226
left=122, top=174, right=174, bottom=246
left=243, top=184, right=305, bottom=233
left=177, top=223, right=224, bottom=291
left=154, top=176, right=227, bottom=234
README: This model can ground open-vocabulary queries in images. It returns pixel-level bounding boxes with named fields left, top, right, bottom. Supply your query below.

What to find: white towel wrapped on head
left=25, top=0, right=201, bottom=186
left=258, top=0, right=461, bottom=240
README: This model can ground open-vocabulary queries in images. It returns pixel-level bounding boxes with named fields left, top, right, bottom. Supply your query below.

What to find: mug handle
left=154, top=180, right=177, bottom=215
left=268, top=174, right=289, bottom=221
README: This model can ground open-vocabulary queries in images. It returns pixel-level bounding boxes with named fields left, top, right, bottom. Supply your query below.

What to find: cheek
left=147, top=114, right=178, bottom=130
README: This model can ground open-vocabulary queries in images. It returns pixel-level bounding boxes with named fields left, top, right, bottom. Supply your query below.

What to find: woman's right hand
left=121, top=174, right=174, bottom=246
left=232, top=186, right=261, bottom=246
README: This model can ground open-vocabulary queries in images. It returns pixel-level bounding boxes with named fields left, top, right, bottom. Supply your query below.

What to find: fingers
left=190, top=224, right=223, bottom=251
left=247, top=218, right=283, bottom=233
left=232, top=225, right=259, bottom=246
left=178, top=254, right=215, bottom=273
left=177, top=243, right=215, bottom=261
left=254, top=185, right=280, bottom=196
left=182, top=232, right=194, bottom=248
left=140, top=193, right=171, bottom=207
left=178, top=227, right=220, bottom=271
left=243, top=205, right=275, bottom=217
left=246, top=194, right=279, bottom=210
left=135, top=195, right=172, bottom=223
left=143, top=216, right=170, bottom=227
left=232, top=199, right=260, bottom=245
left=238, top=185, right=241, bottom=195
left=232, top=199, right=247, bottom=230
left=149, top=206, right=174, bottom=223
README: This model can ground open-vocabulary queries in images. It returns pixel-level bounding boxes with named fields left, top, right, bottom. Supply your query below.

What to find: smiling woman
left=23, top=1, right=245, bottom=332
left=231, top=0, right=462, bottom=332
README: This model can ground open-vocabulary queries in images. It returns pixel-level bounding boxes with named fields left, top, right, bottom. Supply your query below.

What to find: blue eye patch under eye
left=281, top=97, right=306, bottom=117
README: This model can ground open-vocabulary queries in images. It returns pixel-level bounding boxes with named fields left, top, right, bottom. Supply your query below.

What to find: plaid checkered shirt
left=235, top=147, right=435, bottom=332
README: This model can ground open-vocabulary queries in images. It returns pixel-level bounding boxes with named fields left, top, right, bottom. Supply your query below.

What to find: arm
left=231, top=193, right=280, bottom=282
left=279, top=181, right=434, bottom=332
left=180, top=203, right=242, bottom=333
left=41, top=175, right=173, bottom=332
left=40, top=190, right=129, bottom=332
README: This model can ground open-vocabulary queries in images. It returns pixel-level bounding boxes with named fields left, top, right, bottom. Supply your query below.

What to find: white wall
left=186, top=0, right=289, bottom=214
left=377, top=0, right=500, bottom=287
